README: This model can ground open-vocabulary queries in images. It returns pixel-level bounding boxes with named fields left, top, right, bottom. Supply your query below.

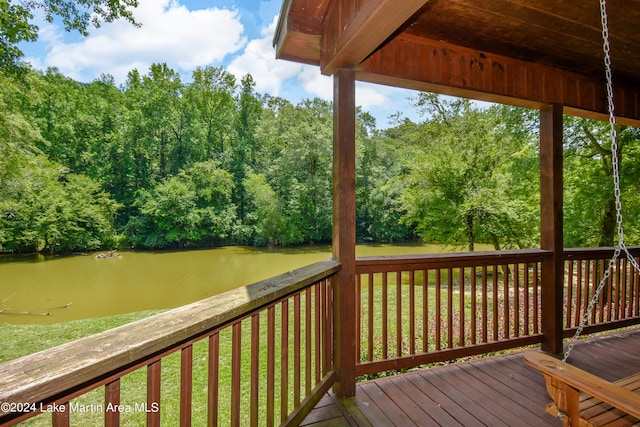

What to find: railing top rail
left=356, top=248, right=553, bottom=271
left=564, top=246, right=640, bottom=260
left=0, top=259, right=340, bottom=412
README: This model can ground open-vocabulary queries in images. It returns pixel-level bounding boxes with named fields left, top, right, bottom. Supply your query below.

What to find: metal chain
left=563, top=0, right=640, bottom=362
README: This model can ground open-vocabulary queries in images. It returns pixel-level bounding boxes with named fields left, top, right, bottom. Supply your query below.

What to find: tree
left=356, top=111, right=414, bottom=242
left=264, top=98, right=334, bottom=244
left=563, top=118, right=640, bottom=247
left=126, top=161, right=236, bottom=248
left=401, top=95, right=538, bottom=251
left=0, top=154, right=120, bottom=253
left=230, top=74, right=263, bottom=226
left=1, top=0, right=139, bottom=74
left=185, top=65, right=236, bottom=160
left=243, top=173, right=299, bottom=246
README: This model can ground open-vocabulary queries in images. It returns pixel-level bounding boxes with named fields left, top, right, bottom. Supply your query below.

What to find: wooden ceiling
left=274, top=0, right=640, bottom=125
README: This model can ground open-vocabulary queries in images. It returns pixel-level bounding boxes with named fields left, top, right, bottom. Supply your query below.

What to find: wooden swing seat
left=524, top=351, right=640, bottom=427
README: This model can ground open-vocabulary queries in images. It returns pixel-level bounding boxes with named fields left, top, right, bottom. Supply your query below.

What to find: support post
left=540, top=103, right=564, bottom=354
left=332, top=68, right=357, bottom=397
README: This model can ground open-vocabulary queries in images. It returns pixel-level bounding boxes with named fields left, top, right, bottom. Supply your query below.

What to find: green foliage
left=127, top=161, right=236, bottom=248
left=0, top=0, right=139, bottom=75
left=400, top=96, right=539, bottom=251
left=563, top=118, right=640, bottom=247
left=2, top=61, right=638, bottom=253
left=0, top=154, right=120, bottom=252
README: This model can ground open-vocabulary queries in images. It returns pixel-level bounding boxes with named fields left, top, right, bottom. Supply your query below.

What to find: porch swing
left=523, top=0, right=640, bottom=425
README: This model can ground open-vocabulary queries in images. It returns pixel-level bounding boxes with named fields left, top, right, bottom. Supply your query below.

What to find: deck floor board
left=303, top=328, right=640, bottom=426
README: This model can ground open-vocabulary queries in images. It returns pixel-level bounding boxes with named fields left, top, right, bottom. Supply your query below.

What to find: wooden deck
left=302, top=328, right=640, bottom=426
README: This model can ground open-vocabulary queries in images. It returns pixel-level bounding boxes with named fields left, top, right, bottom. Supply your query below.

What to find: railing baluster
left=250, top=314, right=259, bottom=427
left=147, top=360, right=161, bottom=427
left=533, top=262, right=539, bottom=334
left=266, top=307, right=275, bottom=427
left=503, top=264, right=510, bottom=340
left=471, top=267, right=477, bottom=345
left=305, top=288, right=312, bottom=396
left=368, top=273, right=374, bottom=361
left=459, top=267, right=465, bottom=347
left=231, top=322, right=241, bottom=427
left=321, top=280, right=330, bottom=376
left=621, top=259, right=628, bottom=319
left=492, top=265, right=499, bottom=342
left=409, top=270, right=416, bottom=355
left=314, top=286, right=321, bottom=383
left=422, top=269, right=429, bottom=353
left=523, top=263, right=530, bottom=336
left=180, top=345, right=193, bottom=427
left=574, top=260, right=583, bottom=328
left=435, top=268, right=441, bottom=351
left=382, top=272, right=388, bottom=359
left=630, top=258, right=640, bottom=316
left=566, top=260, right=574, bottom=328
left=52, top=402, right=70, bottom=427
left=356, top=274, right=362, bottom=363
left=280, top=299, right=289, bottom=423
left=514, top=263, right=520, bottom=337
left=614, top=258, right=621, bottom=320
left=447, top=268, right=453, bottom=349
left=598, top=260, right=605, bottom=323
left=293, top=294, right=301, bottom=406
left=105, top=379, right=120, bottom=427
left=396, top=271, right=402, bottom=357
left=482, top=265, right=488, bottom=342
left=208, top=332, right=219, bottom=427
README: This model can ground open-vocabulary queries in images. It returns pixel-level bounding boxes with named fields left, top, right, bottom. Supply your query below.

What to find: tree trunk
left=466, top=213, right=474, bottom=252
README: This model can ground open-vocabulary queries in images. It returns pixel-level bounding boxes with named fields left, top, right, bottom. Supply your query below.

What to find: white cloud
left=227, top=15, right=304, bottom=96
left=35, top=0, right=246, bottom=83
left=356, top=82, right=389, bottom=110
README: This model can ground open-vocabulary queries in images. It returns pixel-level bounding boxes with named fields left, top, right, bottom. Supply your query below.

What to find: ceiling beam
left=320, top=0, right=429, bottom=75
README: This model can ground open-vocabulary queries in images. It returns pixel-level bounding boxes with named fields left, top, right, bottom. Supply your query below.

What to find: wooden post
left=332, top=68, right=357, bottom=398
left=540, top=103, right=564, bottom=354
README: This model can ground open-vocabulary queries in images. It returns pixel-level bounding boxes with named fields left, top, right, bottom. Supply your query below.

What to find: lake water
left=0, top=243, right=476, bottom=325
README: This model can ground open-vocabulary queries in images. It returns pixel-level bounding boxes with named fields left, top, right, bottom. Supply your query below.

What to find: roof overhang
left=275, top=0, right=640, bottom=126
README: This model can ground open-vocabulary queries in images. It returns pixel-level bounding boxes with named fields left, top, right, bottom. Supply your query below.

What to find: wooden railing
left=355, top=249, right=551, bottom=375
left=563, top=247, right=640, bottom=337
left=355, top=247, right=640, bottom=376
left=0, top=260, right=340, bottom=427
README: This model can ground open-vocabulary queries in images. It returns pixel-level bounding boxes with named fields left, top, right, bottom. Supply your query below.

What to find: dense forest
left=1, top=64, right=640, bottom=253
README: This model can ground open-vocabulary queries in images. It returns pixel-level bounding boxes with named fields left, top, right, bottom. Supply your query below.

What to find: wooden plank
left=457, top=360, right=556, bottom=425
left=375, top=377, right=442, bottom=426
left=539, top=103, right=564, bottom=355
left=231, top=323, right=242, bottom=427
left=332, top=68, right=357, bottom=398
left=207, top=333, right=219, bottom=427
left=440, top=364, right=552, bottom=426
left=355, top=382, right=400, bottom=426
left=420, top=368, right=511, bottom=427
left=147, top=361, right=161, bottom=427
left=250, top=314, right=260, bottom=427
left=320, top=0, right=428, bottom=74
left=303, top=330, right=640, bottom=427
left=388, top=375, right=463, bottom=427
left=104, top=379, right=121, bottom=427
left=180, top=346, right=193, bottom=427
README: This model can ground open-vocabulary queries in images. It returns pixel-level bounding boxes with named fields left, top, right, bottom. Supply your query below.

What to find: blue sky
left=19, top=0, right=422, bottom=128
